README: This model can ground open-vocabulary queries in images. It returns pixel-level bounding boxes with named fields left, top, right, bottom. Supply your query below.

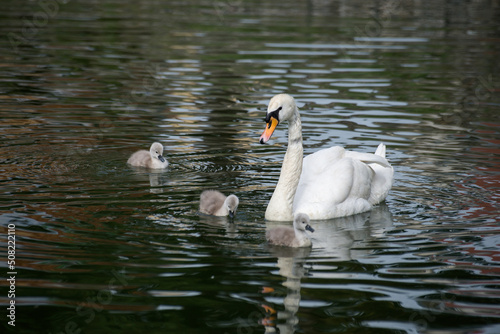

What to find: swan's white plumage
left=294, top=145, right=392, bottom=219
left=260, top=94, right=393, bottom=221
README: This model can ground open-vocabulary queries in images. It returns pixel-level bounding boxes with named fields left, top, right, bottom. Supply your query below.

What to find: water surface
left=1, top=0, right=499, bottom=333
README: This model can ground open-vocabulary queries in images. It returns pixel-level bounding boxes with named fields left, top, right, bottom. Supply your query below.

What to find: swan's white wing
left=355, top=143, right=394, bottom=205
left=293, top=145, right=392, bottom=220
left=295, top=149, right=352, bottom=205
left=367, top=162, right=393, bottom=205
left=293, top=147, right=369, bottom=218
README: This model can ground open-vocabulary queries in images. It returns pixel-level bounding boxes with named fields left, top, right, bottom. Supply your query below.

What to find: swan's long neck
left=265, top=109, right=303, bottom=221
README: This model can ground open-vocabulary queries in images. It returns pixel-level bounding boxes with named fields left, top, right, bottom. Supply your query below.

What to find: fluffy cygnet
left=127, top=142, right=168, bottom=169
left=199, top=190, right=239, bottom=218
left=266, top=213, right=314, bottom=248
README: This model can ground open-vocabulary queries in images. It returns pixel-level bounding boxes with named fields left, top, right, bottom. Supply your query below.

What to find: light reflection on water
left=0, top=0, right=499, bottom=333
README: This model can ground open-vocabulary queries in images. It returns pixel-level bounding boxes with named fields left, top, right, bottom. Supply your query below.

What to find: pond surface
left=1, top=0, right=499, bottom=333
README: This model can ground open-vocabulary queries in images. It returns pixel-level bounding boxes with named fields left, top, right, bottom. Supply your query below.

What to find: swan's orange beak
left=259, top=116, right=279, bottom=144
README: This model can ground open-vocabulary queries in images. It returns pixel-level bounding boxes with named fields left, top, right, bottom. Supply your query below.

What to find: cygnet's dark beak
left=228, top=210, right=235, bottom=219
left=305, top=224, right=314, bottom=233
left=158, top=155, right=165, bottom=162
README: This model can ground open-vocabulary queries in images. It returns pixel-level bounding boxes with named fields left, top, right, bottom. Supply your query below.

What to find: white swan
left=199, top=190, right=239, bottom=218
left=259, top=94, right=393, bottom=221
left=127, top=142, right=168, bottom=169
left=266, top=213, right=314, bottom=247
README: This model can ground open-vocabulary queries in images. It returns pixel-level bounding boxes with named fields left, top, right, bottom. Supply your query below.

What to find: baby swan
left=266, top=213, right=314, bottom=248
left=127, top=142, right=168, bottom=169
left=199, top=190, right=239, bottom=218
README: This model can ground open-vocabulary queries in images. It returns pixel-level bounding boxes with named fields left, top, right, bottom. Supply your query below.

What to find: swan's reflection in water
left=262, top=247, right=311, bottom=334
left=261, top=203, right=393, bottom=333
left=129, top=166, right=168, bottom=194
left=311, top=202, right=393, bottom=259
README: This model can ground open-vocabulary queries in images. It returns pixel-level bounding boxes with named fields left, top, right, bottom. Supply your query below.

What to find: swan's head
left=294, top=213, right=314, bottom=233
left=150, top=142, right=166, bottom=162
left=260, top=94, right=297, bottom=144
left=225, top=194, right=239, bottom=219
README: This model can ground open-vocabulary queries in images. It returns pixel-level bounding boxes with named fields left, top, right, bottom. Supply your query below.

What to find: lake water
left=1, top=0, right=499, bottom=333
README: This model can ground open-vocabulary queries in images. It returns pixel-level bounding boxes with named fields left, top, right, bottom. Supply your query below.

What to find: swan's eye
left=265, top=106, right=282, bottom=123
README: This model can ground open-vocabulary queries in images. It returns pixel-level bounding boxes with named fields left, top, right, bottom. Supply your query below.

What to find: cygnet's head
left=149, top=142, right=166, bottom=162
left=260, top=94, right=298, bottom=144
left=294, top=213, right=314, bottom=233
left=225, top=194, right=239, bottom=219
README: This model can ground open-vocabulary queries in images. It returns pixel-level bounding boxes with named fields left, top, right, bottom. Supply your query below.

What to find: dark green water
left=1, top=0, right=499, bottom=333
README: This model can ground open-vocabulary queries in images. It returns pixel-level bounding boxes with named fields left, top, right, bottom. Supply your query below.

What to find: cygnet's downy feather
left=199, top=190, right=239, bottom=218
left=127, top=142, right=168, bottom=169
left=266, top=213, right=314, bottom=248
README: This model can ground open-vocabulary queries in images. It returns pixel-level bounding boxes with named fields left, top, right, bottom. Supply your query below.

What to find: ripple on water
left=1, top=1, right=499, bottom=333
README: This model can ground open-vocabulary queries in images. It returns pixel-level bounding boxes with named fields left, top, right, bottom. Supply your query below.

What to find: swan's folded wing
left=301, top=146, right=346, bottom=174
left=367, top=162, right=394, bottom=205
left=295, top=148, right=355, bottom=210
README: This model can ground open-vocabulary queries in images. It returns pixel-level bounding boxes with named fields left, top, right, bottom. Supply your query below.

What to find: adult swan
left=259, top=94, right=394, bottom=221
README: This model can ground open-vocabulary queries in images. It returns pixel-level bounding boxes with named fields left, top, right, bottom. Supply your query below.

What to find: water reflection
left=265, top=203, right=393, bottom=259
left=260, top=204, right=392, bottom=333
left=1, top=0, right=499, bottom=333
left=128, top=166, right=169, bottom=194
left=262, top=248, right=311, bottom=334
left=198, top=215, right=239, bottom=239
left=311, top=203, right=393, bottom=259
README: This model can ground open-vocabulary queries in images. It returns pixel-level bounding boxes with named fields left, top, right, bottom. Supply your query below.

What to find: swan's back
left=293, top=144, right=393, bottom=219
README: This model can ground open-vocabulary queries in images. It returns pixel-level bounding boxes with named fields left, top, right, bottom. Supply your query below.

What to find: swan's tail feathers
left=375, top=143, right=386, bottom=157
left=367, top=144, right=393, bottom=205
left=343, top=144, right=391, bottom=167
